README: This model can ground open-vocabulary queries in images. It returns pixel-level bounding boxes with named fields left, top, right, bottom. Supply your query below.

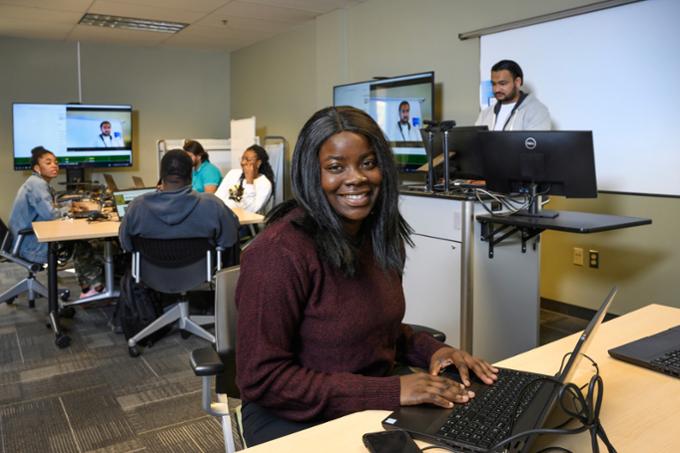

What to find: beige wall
left=231, top=0, right=679, bottom=314
left=0, top=36, right=230, bottom=220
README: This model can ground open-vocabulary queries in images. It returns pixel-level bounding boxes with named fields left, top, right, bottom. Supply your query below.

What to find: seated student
left=119, top=149, right=239, bottom=254
left=8, top=146, right=104, bottom=298
left=184, top=139, right=222, bottom=194
left=235, top=107, right=498, bottom=446
left=215, top=145, right=274, bottom=214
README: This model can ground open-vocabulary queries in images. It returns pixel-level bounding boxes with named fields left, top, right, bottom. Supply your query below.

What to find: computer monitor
left=419, top=125, right=487, bottom=191
left=13, top=103, right=133, bottom=175
left=479, top=131, right=597, bottom=215
left=333, top=72, right=434, bottom=172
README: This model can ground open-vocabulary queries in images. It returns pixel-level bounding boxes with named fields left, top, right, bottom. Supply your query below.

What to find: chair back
left=214, top=266, right=240, bottom=355
left=131, top=237, right=217, bottom=294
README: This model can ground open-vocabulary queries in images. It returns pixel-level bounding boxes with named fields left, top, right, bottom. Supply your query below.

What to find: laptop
left=608, top=325, right=680, bottom=378
left=112, top=187, right=156, bottom=219
left=382, top=287, right=617, bottom=453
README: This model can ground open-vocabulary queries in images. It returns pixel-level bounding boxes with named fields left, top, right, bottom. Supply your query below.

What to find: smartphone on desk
left=362, top=430, right=421, bottom=453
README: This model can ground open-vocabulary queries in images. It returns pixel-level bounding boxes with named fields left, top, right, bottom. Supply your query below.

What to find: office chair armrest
left=17, top=227, right=35, bottom=236
left=191, top=346, right=224, bottom=376
left=409, top=324, right=447, bottom=343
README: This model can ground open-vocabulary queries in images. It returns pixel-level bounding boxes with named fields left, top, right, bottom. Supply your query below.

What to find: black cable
left=481, top=354, right=616, bottom=453
left=535, top=447, right=573, bottom=453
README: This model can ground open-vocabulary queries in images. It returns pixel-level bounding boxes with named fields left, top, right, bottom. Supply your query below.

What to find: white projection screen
left=480, top=0, right=680, bottom=197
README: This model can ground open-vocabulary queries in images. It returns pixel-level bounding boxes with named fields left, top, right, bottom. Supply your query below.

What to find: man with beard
left=475, top=60, right=551, bottom=131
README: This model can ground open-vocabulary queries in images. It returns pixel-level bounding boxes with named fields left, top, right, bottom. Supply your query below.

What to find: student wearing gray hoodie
left=119, top=149, right=238, bottom=253
left=475, top=60, right=551, bottom=131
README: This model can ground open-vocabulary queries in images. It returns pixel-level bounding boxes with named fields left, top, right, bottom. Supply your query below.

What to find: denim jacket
left=8, top=174, right=58, bottom=263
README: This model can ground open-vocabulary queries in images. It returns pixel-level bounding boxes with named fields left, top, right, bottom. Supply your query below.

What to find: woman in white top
left=216, top=145, right=274, bottom=214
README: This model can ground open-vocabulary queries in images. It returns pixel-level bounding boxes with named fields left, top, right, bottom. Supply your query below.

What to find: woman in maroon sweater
left=236, top=106, right=498, bottom=446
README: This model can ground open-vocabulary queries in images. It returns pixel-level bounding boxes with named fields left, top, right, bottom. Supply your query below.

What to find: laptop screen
left=558, top=287, right=617, bottom=383
left=113, top=188, right=156, bottom=219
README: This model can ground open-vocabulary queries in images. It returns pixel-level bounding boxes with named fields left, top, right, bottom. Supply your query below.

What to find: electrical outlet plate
left=589, top=250, right=599, bottom=268
left=573, top=247, right=584, bottom=266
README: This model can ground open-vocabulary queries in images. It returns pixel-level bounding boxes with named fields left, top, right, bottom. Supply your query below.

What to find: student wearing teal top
left=184, top=139, right=222, bottom=193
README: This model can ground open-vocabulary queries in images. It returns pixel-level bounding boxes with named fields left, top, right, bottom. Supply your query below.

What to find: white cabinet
left=403, top=234, right=462, bottom=347
left=400, top=193, right=541, bottom=362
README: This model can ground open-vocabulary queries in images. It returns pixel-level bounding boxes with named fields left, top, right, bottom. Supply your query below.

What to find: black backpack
left=113, top=269, right=171, bottom=346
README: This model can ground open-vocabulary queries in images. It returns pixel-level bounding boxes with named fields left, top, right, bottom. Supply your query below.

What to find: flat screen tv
left=333, top=72, right=434, bottom=172
left=13, top=103, right=133, bottom=170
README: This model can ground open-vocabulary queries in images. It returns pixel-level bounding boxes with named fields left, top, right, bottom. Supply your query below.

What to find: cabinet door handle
left=450, top=245, right=456, bottom=250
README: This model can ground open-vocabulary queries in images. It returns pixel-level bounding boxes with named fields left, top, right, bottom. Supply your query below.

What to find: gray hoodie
left=475, top=91, right=551, bottom=131
left=118, top=186, right=238, bottom=252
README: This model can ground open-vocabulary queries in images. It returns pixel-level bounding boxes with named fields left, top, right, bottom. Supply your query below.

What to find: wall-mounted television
left=333, top=71, right=434, bottom=172
left=13, top=103, right=133, bottom=170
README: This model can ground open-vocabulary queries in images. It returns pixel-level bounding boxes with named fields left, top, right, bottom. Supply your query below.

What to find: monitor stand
left=512, top=183, right=559, bottom=219
left=65, top=167, right=86, bottom=192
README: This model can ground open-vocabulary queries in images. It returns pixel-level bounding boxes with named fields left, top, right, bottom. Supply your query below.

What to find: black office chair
left=127, top=236, right=222, bottom=357
left=0, top=220, right=70, bottom=307
left=190, top=266, right=446, bottom=452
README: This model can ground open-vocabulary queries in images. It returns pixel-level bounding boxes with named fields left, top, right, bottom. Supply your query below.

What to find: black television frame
left=333, top=71, right=435, bottom=172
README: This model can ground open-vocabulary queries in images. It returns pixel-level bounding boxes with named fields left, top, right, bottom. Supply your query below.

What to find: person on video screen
left=392, top=101, right=421, bottom=141
left=93, top=121, right=124, bottom=148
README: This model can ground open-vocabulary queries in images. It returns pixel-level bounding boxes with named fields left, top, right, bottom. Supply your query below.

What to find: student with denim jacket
left=8, top=146, right=104, bottom=298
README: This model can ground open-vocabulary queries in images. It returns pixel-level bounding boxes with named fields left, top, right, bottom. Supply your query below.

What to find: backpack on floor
left=113, top=269, right=171, bottom=346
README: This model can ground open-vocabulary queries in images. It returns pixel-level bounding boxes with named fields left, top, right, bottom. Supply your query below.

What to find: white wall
left=0, top=37, right=230, bottom=219
left=230, top=0, right=680, bottom=314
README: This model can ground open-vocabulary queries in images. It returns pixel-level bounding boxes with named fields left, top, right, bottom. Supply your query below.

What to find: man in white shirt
left=393, top=100, right=421, bottom=141
left=475, top=60, right=551, bottom=131
left=93, top=121, right=124, bottom=147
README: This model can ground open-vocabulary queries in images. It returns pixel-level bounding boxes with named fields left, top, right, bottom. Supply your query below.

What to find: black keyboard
left=651, top=349, right=680, bottom=377
left=436, top=369, right=545, bottom=450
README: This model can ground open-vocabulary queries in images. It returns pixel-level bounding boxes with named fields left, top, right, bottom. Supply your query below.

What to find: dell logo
left=525, top=137, right=537, bottom=150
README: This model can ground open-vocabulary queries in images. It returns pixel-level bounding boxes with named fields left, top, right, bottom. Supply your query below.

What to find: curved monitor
left=333, top=72, right=434, bottom=172
left=13, top=103, right=133, bottom=170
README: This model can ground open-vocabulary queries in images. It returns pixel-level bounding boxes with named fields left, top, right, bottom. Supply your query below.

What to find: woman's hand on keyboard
left=429, top=347, right=499, bottom=387
left=399, top=372, right=474, bottom=408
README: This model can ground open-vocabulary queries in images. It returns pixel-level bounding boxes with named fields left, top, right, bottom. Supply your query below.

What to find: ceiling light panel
left=79, top=13, right=188, bottom=33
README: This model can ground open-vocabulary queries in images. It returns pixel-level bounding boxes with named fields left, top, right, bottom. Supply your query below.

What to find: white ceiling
left=0, top=0, right=364, bottom=51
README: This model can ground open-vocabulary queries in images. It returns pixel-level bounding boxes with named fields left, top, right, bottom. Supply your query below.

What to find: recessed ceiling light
left=79, top=13, right=188, bottom=34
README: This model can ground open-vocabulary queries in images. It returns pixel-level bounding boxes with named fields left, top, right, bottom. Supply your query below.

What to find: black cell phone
left=362, top=430, right=421, bottom=453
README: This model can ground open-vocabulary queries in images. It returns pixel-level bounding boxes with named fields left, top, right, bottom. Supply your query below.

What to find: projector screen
left=480, top=0, right=680, bottom=197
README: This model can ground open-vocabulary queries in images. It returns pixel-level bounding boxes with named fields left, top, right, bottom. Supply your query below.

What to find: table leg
left=47, top=242, right=71, bottom=348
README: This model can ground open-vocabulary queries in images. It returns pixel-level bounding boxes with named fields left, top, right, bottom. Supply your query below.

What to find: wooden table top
left=243, top=304, right=680, bottom=452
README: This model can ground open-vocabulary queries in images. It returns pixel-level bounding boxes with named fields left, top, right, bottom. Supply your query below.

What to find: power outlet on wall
left=572, top=247, right=584, bottom=266
left=589, top=250, right=600, bottom=268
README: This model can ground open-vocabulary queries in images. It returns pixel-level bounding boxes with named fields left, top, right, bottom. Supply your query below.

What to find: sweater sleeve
left=236, top=240, right=401, bottom=422
left=240, top=176, right=272, bottom=213
left=396, top=324, right=447, bottom=370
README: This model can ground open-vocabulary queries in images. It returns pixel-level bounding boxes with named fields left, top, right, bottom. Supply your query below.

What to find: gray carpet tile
left=0, top=262, right=236, bottom=452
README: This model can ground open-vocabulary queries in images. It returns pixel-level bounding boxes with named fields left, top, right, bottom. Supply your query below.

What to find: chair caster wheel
left=59, top=306, right=76, bottom=319
left=180, top=330, right=191, bottom=339
left=55, top=333, right=71, bottom=348
left=60, top=290, right=70, bottom=302
left=5, top=297, right=16, bottom=305
left=128, top=346, right=141, bottom=357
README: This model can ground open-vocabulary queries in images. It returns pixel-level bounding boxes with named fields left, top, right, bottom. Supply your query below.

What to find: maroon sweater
left=235, top=209, right=444, bottom=422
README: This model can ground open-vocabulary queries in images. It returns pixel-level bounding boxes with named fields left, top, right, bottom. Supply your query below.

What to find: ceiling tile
left=0, top=0, right=91, bottom=12
left=68, top=24, right=169, bottom=45
left=193, top=14, right=294, bottom=33
left=89, top=0, right=205, bottom=24
left=106, top=0, right=230, bottom=14
left=213, top=0, right=316, bottom=22
left=238, top=0, right=353, bottom=14
left=0, top=4, right=83, bottom=24
left=161, top=32, right=253, bottom=51
left=0, top=19, right=73, bottom=40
